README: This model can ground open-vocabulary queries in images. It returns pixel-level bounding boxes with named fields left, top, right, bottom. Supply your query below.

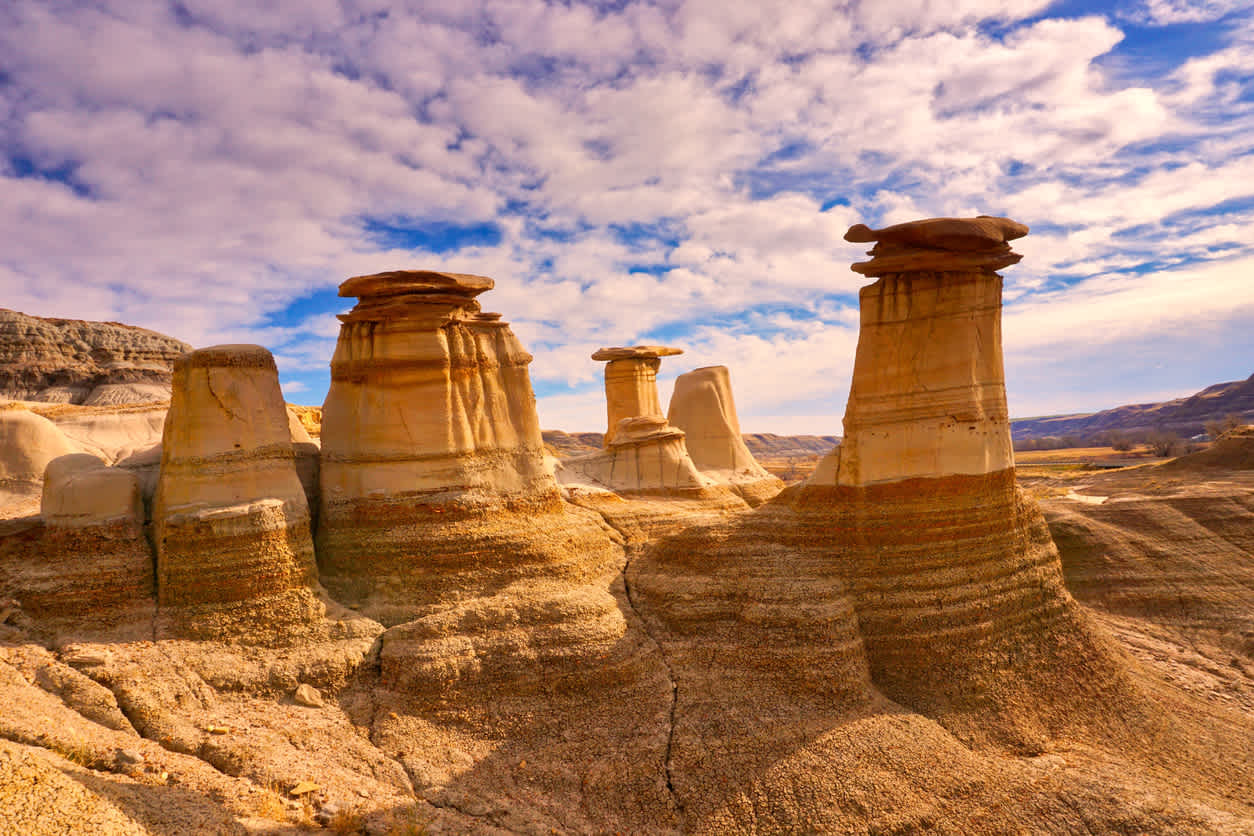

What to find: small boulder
left=293, top=683, right=323, bottom=708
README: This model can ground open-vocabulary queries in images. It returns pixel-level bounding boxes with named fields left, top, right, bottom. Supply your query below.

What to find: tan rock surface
left=152, top=345, right=324, bottom=642
left=0, top=308, right=188, bottom=404
left=0, top=409, right=78, bottom=516
left=811, top=218, right=1016, bottom=487
left=592, top=345, right=682, bottom=445
left=666, top=365, right=783, bottom=505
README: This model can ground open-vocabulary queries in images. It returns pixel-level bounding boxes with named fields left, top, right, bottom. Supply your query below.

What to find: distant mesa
left=0, top=308, right=189, bottom=405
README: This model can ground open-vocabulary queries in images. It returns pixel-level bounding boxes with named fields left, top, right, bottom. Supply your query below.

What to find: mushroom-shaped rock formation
left=666, top=365, right=783, bottom=506
left=558, top=347, right=748, bottom=539
left=7, top=454, right=155, bottom=639
left=151, top=345, right=324, bottom=642
left=592, top=345, right=684, bottom=445
left=626, top=217, right=1223, bottom=827
left=794, top=216, right=1135, bottom=736
left=315, top=270, right=624, bottom=625
left=316, top=272, right=668, bottom=819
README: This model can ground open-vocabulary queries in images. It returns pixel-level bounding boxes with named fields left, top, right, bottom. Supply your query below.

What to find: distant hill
left=1011, top=373, right=1254, bottom=441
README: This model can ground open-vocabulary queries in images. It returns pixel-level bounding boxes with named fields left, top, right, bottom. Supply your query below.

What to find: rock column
left=791, top=217, right=1134, bottom=748
left=316, top=271, right=622, bottom=627
left=152, top=345, right=322, bottom=642
left=593, top=346, right=682, bottom=445
left=667, top=365, right=782, bottom=505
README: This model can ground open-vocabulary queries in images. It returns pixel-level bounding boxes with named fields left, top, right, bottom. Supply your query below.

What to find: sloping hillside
left=1012, top=373, right=1254, bottom=440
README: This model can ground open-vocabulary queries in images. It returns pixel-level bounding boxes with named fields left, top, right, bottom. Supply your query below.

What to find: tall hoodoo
left=593, top=345, right=682, bottom=445
left=810, top=215, right=1026, bottom=487
left=316, top=270, right=622, bottom=625
left=320, top=271, right=553, bottom=506
left=151, top=345, right=323, bottom=641
left=794, top=217, right=1141, bottom=745
left=667, top=365, right=783, bottom=505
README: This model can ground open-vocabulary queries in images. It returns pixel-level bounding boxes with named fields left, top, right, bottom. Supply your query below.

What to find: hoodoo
left=593, top=345, right=683, bottom=445
left=810, top=216, right=1024, bottom=486
left=151, top=345, right=323, bottom=641
left=667, top=365, right=783, bottom=505
left=315, top=270, right=622, bottom=625
left=560, top=346, right=712, bottom=496
left=794, top=217, right=1139, bottom=741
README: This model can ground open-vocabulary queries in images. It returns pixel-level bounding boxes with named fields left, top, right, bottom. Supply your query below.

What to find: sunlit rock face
left=0, top=410, right=77, bottom=512
left=315, top=271, right=622, bottom=625
left=666, top=365, right=783, bottom=506
left=809, top=217, right=1022, bottom=488
left=593, top=345, right=683, bottom=445
left=15, top=454, right=155, bottom=639
left=560, top=346, right=714, bottom=497
left=557, top=346, right=748, bottom=541
left=151, top=345, right=323, bottom=642
left=635, top=218, right=1158, bottom=785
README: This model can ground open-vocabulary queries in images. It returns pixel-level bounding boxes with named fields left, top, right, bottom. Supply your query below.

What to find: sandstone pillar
left=667, top=365, right=782, bottom=505
left=152, top=345, right=322, bottom=641
left=592, top=345, right=682, bottom=445
left=809, top=216, right=1023, bottom=487
left=316, top=270, right=622, bottom=627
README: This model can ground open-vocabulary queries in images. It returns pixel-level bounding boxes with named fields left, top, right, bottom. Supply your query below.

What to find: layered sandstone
left=593, top=345, right=682, bottom=445
left=558, top=347, right=748, bottom=539
left=151, top=345, right=323, bottom=642
left=21, top=454, right=153, bottom=638
left=0, top=308, right=188, bottom=404
left=667, top=365, right=782, bottom=505
left=315, top=270, right=623, bottom=622
left=809, top=217, right=1022, bottom=487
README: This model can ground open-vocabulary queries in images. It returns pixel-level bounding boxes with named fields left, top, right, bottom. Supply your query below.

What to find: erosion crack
left=587, top=506, right=686, bottom=825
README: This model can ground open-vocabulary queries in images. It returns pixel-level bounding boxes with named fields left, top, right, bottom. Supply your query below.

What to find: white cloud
left=2, top=0, right=1253, bottom=430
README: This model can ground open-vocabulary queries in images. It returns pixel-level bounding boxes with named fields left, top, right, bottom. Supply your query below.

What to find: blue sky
left=2, top=0, right=1253, bottom=432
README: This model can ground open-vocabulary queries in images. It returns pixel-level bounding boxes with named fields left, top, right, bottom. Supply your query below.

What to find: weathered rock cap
left=339, top=270, right=494, bottom=300
left=179, top=344, right=273, bottom=371
left=592, top=345, right=684, bottom=362
left=846, top=215, right=1029, bottom=276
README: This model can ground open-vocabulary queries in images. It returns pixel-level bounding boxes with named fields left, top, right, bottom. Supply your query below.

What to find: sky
left=2, top=0, right=1253, bottom=434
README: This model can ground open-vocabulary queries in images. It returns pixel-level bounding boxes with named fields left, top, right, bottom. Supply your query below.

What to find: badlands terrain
left=0, top=216, right=1251, bottom=835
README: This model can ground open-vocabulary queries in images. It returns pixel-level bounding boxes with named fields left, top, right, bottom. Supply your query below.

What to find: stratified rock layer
left=316, top=271, right=622, bottom=625
left=152, top=345, right=322, bottom=642
left=667, top=365, right=782, bottom=505
left=592, top=345, right=683, bottom=445
left=0, top=308, right=189, bottom=404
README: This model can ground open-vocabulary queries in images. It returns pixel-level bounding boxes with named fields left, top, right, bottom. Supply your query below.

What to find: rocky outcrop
left=593, top=345, right=683, bottom=445
left=558, top=347, right=748, bottom=540
left=315, top=271, right=623, bottom=625
left=0, top=309, right=189, bottom=404
left=666, top=365, right=782, bottom=506
left=560, top=346, right=714, bottom=497
left=630, top=217, right=1185, bottom=827
left=0, top=409, right=78, bottom=516
left=151, top=345, right=324, bottom=642
left=311, top=272, right=668, bottom=826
